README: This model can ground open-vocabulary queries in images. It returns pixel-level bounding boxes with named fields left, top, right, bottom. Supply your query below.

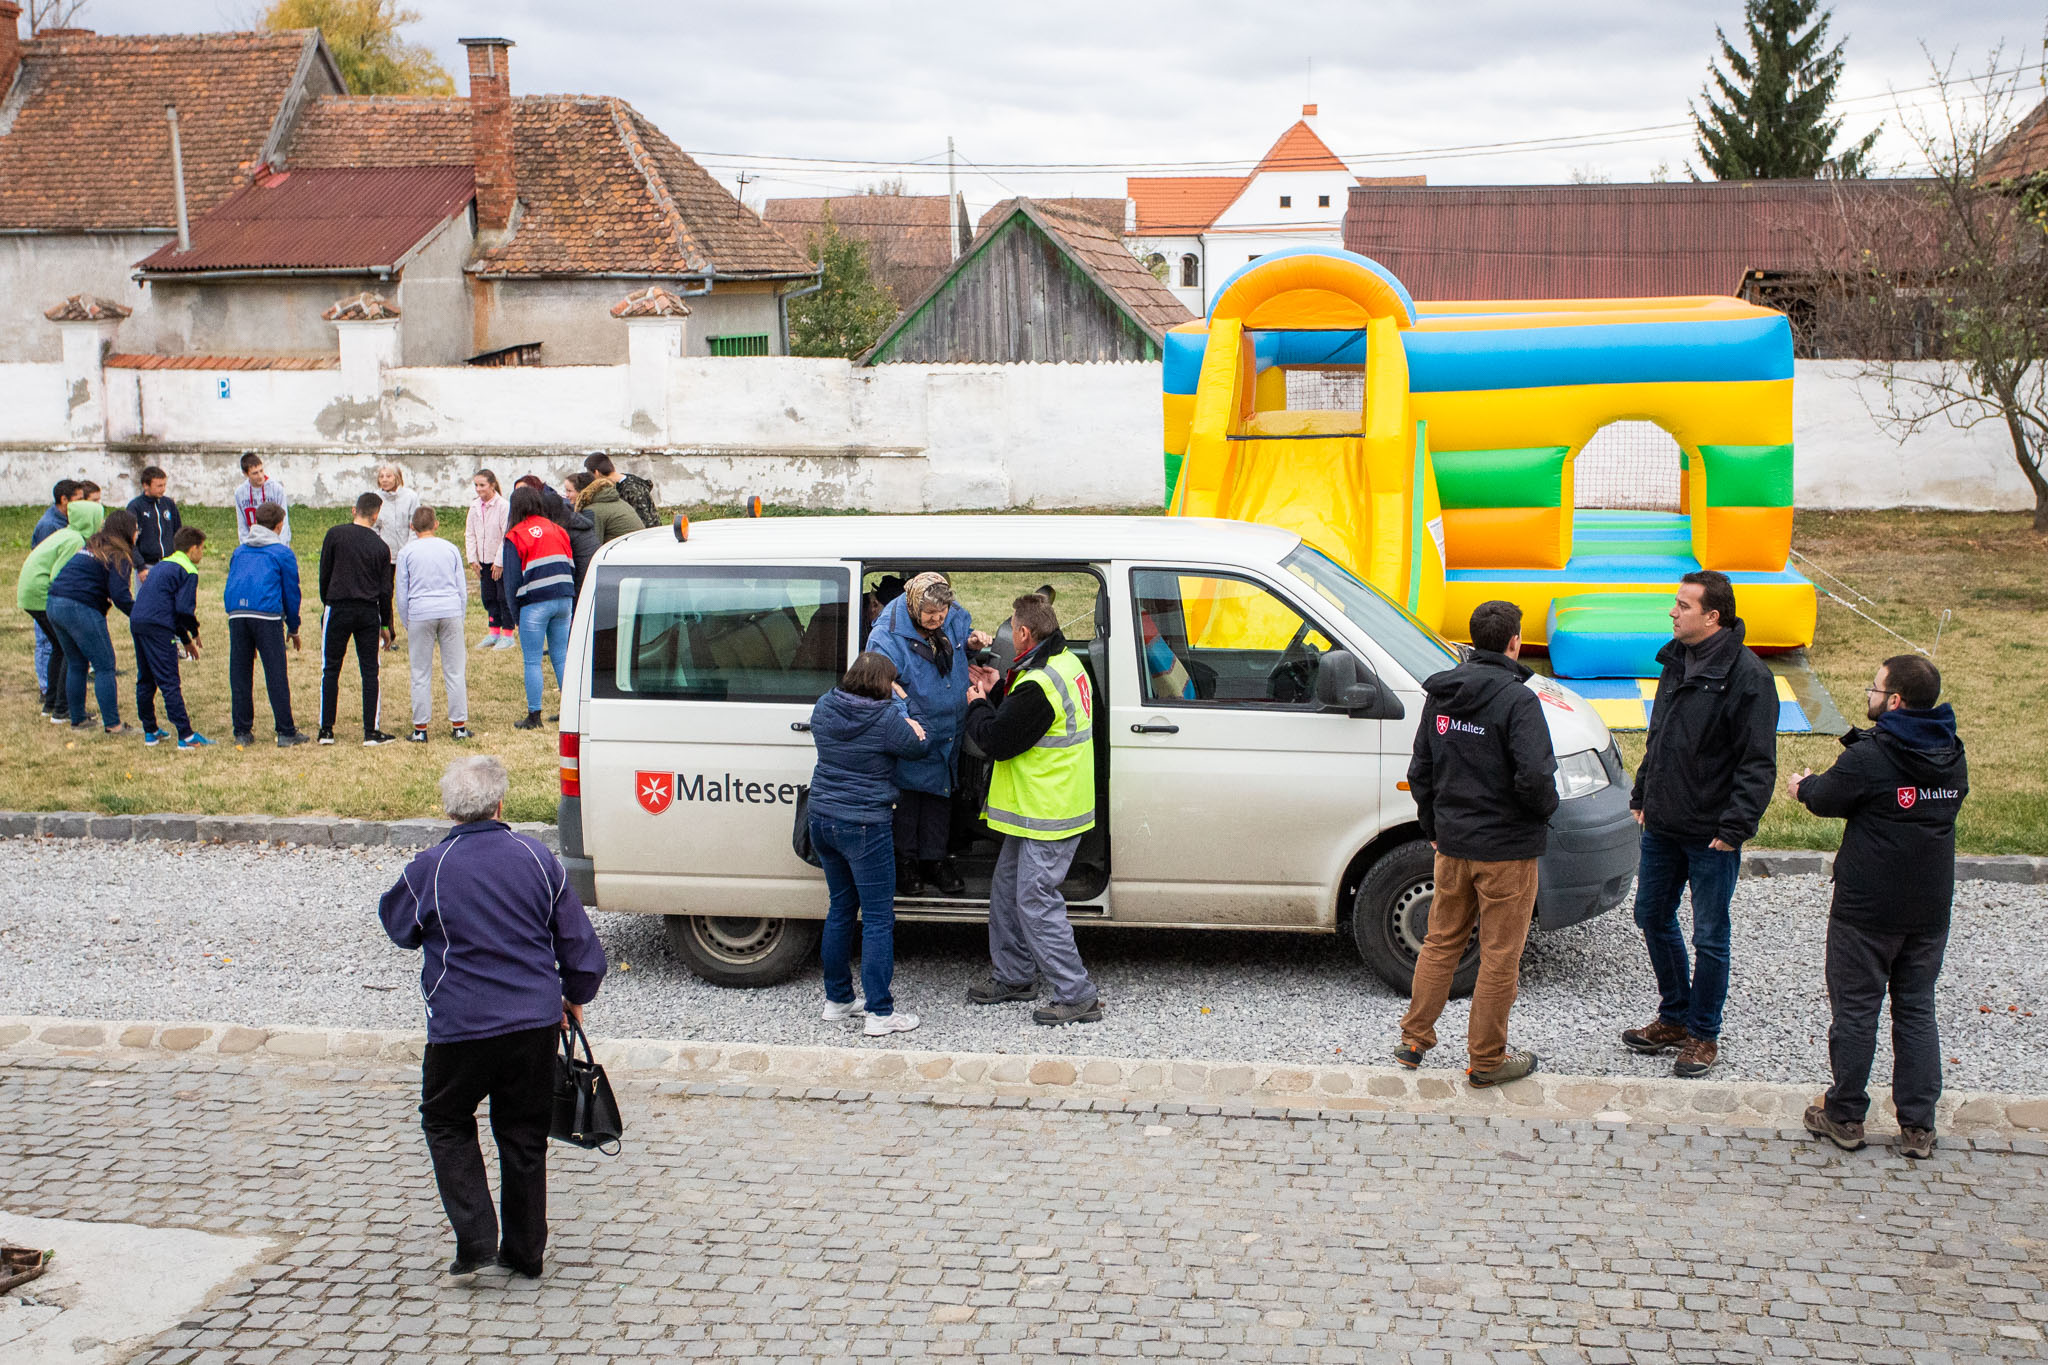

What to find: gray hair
left=440, top=755, right=509, bottom=823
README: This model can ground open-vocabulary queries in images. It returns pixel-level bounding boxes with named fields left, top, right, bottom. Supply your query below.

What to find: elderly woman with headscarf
left=868, top=571, right=991, bottom=896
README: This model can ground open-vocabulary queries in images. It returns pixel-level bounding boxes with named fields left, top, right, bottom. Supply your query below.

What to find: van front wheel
left=1351, top=841, right=1480, bottom=998
left=664, top=915, right=820, bottom=988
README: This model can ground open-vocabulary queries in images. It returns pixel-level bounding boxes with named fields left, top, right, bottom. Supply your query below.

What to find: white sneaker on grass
left=863, top=1011, right=920, bottom=1038
left=820, top=998, right=865, bottom=1022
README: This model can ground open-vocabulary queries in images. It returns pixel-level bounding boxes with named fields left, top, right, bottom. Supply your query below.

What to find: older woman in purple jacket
left=379, top=755, right=607, bottom=1279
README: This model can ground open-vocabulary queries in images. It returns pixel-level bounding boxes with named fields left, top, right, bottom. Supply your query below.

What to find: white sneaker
left=863, top=1011, right=920, bottom=1038
left=821, top=998, right=865, bottom=1022
left=494, top=635, right=521, bottom=650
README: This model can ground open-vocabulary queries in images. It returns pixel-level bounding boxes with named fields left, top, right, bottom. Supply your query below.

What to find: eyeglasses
left=1865, top=687, right=1897, bottom=697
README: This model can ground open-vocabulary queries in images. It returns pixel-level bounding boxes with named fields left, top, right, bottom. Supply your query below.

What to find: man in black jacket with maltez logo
left=1396, top=600, right=1558, bottom=1087
left=1624, top=570, right=1778, bottom=1079
left=1790, top=654, right=1966, bottom=1159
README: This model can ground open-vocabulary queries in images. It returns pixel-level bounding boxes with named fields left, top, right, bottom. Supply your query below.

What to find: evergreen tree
left=1692, top=0, right=1878, bottom=179
left=788, top=207, right=900, bottom=359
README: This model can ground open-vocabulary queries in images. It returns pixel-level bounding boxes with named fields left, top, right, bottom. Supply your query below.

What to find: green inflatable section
left=1431, top=446, right=1568, bottom=510
left=1698, top=444, right=1794, bottom=508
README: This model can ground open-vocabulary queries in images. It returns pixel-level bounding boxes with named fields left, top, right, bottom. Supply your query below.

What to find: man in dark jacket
left=131, top=526, right=209, bottom=748
left=125, top=465, right=181, bottom=575
left=1791, top=654, right=1966, bottom=1159
left=1624, top=570, right=1778, bottom=1078
left=379, top=755, right=607, bottom=1279
left=318, top=492, right=397, bottom=745
left=1397, top=600, right=1558, bottom=1086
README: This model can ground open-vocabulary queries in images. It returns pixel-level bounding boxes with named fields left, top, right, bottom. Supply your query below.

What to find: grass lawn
left=2, top=503, right=2040, bottom=853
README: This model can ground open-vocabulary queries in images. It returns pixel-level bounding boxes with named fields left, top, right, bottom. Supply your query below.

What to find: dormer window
left=1279, top=195, right=1292, bottom=208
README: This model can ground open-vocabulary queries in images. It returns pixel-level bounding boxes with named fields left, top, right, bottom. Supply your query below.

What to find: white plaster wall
left=1, top=355, right=2036, bottom=514
left=0, top=232, right=173, bottom=362
left=1792, top=360, right=2036, bottom=511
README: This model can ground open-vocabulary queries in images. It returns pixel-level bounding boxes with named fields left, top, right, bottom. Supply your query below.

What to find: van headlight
left=1554, top=749, right=1611, bottom=801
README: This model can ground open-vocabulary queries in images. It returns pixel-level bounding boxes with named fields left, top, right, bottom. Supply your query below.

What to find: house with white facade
left=1126, top=106, right=1422, bottom=315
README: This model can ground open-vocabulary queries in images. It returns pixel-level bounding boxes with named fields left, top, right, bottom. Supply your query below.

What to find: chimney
left=1301, top=103, right=1318, bottom=120
left=0, top=2, right=23, bottom=98
left=460, top=37, right=516, bottom=233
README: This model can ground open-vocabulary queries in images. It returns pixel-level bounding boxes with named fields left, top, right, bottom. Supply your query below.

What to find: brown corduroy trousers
left=1399, top=853, right=1540, bottom=1073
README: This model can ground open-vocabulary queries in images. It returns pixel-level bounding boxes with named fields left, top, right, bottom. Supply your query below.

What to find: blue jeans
left=33, top=616, right=50, bottom=691
left=812, top=814, right=898, bottom=1016
left=46, top=596, right=121, bottom=728
left=516, top=597, right=571, bottom=712
left=1632, top=826, right=1741, bottom=1040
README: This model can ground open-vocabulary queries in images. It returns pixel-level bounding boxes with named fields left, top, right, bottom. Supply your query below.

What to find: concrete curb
left=7, top=1013, right=2048, bottom=1145
left=0, top=810, right=2041, bottom=880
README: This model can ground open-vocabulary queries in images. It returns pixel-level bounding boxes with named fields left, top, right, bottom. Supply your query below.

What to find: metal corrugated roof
left=135, top=166, right=474, bottom=274
left=1343, top=180, right=1934, bottom=299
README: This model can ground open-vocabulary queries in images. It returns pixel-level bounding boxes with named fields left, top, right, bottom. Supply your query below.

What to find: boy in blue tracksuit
left=133, top=526, right=210, bottom=748
left=222, top=502, right=309, bottom=748
left=126, top=465, right=182, bottom=575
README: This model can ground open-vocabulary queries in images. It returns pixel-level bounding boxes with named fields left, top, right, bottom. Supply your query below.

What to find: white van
left=556, top=515, right=1639, bottom=993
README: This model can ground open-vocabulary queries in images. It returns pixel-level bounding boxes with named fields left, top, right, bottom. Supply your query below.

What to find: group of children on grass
left=15, top=454, right=656, bottom=750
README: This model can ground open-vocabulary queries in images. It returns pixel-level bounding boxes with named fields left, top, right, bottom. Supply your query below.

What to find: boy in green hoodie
left=16, top=500, right=107, bottom=719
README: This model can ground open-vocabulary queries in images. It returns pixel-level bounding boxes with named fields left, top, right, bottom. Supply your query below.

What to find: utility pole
left=735, top=170, right=755, bottom=215
left=947, top=136, right=959, bottom=259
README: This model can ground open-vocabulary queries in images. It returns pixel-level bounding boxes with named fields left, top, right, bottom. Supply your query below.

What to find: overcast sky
left=87, top=1, right=2048, bottom=216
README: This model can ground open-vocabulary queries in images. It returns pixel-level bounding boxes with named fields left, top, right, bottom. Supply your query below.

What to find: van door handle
left=789, top=721, right=811, bottom=732
left=1131, top=723, right=1179, bottom=735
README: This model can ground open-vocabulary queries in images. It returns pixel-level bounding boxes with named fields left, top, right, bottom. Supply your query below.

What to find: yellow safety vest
left=984, top=649, right=1096, bottom=840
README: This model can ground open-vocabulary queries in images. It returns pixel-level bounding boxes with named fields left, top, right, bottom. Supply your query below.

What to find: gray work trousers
left=407, top=616, right=469, bottom=728
left=988, top=832, right=1096, bottom=1007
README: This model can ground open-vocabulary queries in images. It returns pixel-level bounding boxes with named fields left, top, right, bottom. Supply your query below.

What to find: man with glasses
left=1789, top=655, right=1967, bottom=1160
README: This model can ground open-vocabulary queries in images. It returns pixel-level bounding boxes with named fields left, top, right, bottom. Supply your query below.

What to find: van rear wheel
left=664, top=915, right=819, bottom=988
left=1351, top=841, right=1480, bottom=998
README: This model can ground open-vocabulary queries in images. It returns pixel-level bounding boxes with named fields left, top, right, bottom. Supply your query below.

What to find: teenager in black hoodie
left=1790, top=654, right=1967, bottom=1159
left=1397, top=600, right=1558, bottom=1086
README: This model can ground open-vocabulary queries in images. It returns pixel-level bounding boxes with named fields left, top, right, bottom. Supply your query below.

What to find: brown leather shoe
left=1622, top=1017, right=1688, bottom=1055
left=1673, top=1034, right=1719, bottom=1078
left=1898, top=1126, right=1937, bottom=1159
left=1804, top=1104, right=1866, bottom=1151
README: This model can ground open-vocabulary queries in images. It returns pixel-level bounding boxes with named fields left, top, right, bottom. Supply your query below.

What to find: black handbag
left=792, top=786, right=822, bottom=867
left=550, top=1021, right=624, bottom=1153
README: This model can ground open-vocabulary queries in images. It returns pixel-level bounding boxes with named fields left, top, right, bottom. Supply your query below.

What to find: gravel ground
left=2, top=837, right=2044, bottom=1092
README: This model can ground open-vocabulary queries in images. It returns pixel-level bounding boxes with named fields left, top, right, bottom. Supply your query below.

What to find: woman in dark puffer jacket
left=807, top=651, right=930, bottom=1038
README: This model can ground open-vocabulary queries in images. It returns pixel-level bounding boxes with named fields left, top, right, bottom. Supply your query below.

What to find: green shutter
left=708, top=333, right=771, bottom=357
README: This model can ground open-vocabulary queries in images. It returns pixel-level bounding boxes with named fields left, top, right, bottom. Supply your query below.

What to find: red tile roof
left=285, top=94, right=815, bottom=280
left=135, top=166, right=474, bottom=274
left=105, top=352, right=336, bottom=370
left=323, top=291, right=401, bottom=320
left=0, top=29, right=331, bottom=231
left=1127, top=176, right=1251, bottom=234
left=44, top=294, right=132, bottom=321
left=1343, top=181, right=1934, bottom=299
left=1984, top=99, right=2048, bottom=181
left=1251, top=119, right=1349, bottom=175
left=764, top=194, right=968, bottom=306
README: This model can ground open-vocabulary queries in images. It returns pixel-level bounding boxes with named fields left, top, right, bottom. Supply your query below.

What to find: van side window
left=1130, top=569, right=1336, bottom=707
left=591, top=566, right=848, bottom=702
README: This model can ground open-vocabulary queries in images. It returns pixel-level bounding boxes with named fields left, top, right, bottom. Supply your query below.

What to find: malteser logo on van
left=636, top=772, right=674, bottom=815
left=635, top=772, right=809, bottom=813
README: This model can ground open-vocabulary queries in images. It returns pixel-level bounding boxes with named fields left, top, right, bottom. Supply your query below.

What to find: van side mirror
left=1315, top=650, right=1405, bottom=719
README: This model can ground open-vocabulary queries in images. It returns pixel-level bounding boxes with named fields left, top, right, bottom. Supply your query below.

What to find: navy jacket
left=126, top=493, right=181, bottom=565
left=378, top=820, right=608, bottom=1044
left=807, top=687, right=931, bottom=824
left=47, top=549, right=134, bottom=617
left=31, top=504, right=67, bottom=546
left=867, top=593, right=974, bottom=796
left=1629, top=621, right=1778, bottom=846
left=131, top=553, right=200, bottom=641
left=1408, top=649, right=1559, bottom=861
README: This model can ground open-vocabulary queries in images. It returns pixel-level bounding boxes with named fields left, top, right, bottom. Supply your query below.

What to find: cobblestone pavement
left=7, top=1050, right=2048, bottom=1364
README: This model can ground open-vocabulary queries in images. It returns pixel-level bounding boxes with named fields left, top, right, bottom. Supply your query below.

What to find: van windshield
left=1280, top=545, right=1459, bottom=684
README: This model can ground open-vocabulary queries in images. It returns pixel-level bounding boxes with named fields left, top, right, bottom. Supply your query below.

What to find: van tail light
left=559, top=732, right=580, bottom=797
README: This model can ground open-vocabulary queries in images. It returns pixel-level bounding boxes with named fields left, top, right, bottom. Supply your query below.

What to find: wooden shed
left=863, top=197, right=1192, bottom=364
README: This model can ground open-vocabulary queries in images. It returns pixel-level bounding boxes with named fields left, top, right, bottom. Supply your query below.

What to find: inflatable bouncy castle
left=1161, top=247, right=1816, bottom=715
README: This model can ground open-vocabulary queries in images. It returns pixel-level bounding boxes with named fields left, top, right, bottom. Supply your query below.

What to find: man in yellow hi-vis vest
left=961, top=594, right=1102, bottom=1025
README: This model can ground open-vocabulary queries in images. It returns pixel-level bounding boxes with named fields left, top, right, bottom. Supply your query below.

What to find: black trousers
left=1825, top=917, right=1949, bottom=1131
left=420, top=1024, right=557, bottom=1270
left=320, top=601, right=382, bottom=734
left=27, top=608, right=66, bottom=713
left=894, top=789, right=952, bottom=862
left=228, top=617, right=295, bottom=737
left=132, top=623, right=191, bottom=739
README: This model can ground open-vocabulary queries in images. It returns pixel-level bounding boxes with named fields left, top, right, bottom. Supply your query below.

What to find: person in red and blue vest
left=500, top=484, right=576, bottom=731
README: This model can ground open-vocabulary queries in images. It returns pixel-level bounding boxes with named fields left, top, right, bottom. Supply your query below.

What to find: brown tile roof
left=323, top=291, right=400, bottom=320
left=977, top=197, right=1126, bottom=237
left=0, top=29, right=328, bottom=231
left=611, top=285, right=692, bottom=318
left=764, top=194, right=967, bottom=306
left=1343, top=180, right=1936, bottom=299
left=44, top=294, right=131, bottom=321
left=1984, top=99, right=2048, bottom=181
left=285, top=94, right=815, bottom=280
left=105, top=352, right=336, bottom=370
left=135, top=166, right=474, bottom=274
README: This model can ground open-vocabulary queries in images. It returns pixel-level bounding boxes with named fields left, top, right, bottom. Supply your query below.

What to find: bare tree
left=1813, top=47, right=2048, bottom=530
left=25, top=0, right=91, bottom=31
